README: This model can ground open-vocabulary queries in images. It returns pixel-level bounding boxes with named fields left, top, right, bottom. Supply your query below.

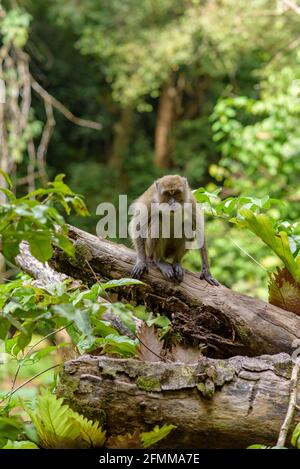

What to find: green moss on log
left=136, top=376, right=161, bottom=391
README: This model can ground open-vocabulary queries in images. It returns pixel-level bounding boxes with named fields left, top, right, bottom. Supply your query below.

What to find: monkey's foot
left=172, top=263, right=184, bottom=282
left=131, top=261, right=148, bottom=279
left=154, top=260, right=176, bottom=281
left=200, top=270, right=220, bottom=286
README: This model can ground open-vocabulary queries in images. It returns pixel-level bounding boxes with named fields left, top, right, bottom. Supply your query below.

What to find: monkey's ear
left=155, top=180, right=160, bottom=191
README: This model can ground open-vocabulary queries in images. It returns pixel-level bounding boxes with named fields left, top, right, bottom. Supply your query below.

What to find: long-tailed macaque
left=129, top=175, right=219, bottom=286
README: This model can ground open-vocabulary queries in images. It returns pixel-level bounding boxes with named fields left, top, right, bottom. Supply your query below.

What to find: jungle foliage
left=1, top=0, right=300, bottom=450
left=2, top=0, right=300, bottom=296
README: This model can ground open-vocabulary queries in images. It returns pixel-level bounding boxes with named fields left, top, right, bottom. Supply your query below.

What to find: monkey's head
left=155, top=175, right=187, bottom=212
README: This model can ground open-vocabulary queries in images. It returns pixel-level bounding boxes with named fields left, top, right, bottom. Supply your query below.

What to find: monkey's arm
left=129, top=200, right=150, bottom=279
left=199, top=237, right=219, bottom=286
left=131, top=236, right=148, bottom=279
left=192, top=200, right=219, bottom=286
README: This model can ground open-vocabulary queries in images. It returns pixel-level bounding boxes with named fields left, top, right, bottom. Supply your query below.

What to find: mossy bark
left=57, top=353, right=300, bottom=449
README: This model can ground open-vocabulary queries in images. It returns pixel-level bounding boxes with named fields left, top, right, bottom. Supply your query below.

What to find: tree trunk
left=15, top=225, right=300, bottom=359
left=57, top=353, right=300, bottom=449
left=154, top=76, right=176, bottom=169
left=110, top=106, right=134, bottom=171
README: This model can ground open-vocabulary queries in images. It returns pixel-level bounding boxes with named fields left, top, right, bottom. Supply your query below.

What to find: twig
left=229, top=237, right=267, bottom=272
left=267, top=36, right=300, bottom=66
left=15, top=172, right=40, bottom=186
left=36, top=101, right=55, bottom=185
left=27, top=139, right=36, bottom=193
left=282, top=0, right=300, bottom=16
left=8, top=323, right=73, bottom=406
left=31, top=78, right=102, bottom=130
left=0, top=364, right=61, bottom=404
left=277, top=357, right=300, bottom=447
left=85, top=259, right=112, bottom=303
left=137, top=336, right=170, bottom=363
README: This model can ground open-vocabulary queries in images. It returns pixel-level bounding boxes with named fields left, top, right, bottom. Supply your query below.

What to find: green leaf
left=25, top=390, right=105, bottom=449
left=70, top=195, right=89, bottom=217
left=4, top=312, right=26, bottom=334
left=0, top=417, right=23, bottom=447
left=26, top=390, right=81, bottom=449
left=131, top=305, right=150, bottom=321
left=102, top=278, right=145, bottom=290
left=72, top=285, right=101, bottom=306
left=0, top=169, right=13, bottom=189
left=1, top=233, right=21, bottom=260
left=147, top=315, right=171, bottom=329
left=291, top=423, right=300, bottom=448
left=92, top=319, right=118, bottom=337
left=107, top=302, right=139, bottom=334
left=54, top=234, right=75, bottom=257
left=0, top=188, right=16, bottom=201
left=53, top=304, right=93, bottom=343
left=29, top=233, right=53, bottom=262
left=247, top=444, right=268, bottom=449
left=71, top=413, right=106, bottom=448
left=141, top=424, right=176, bottom=448
left=3, top=440, right=39, bottom=449
left=17, top=322, right=35, bottom=351
left=52, top=174, right=74, bottom=195
left=0, top=318, right=10, bottom=340
left=239, top=209, right=300, bottom=282
left=90, top=334, right=138, bottom=357
left=28, top=344, right=68, bottom=364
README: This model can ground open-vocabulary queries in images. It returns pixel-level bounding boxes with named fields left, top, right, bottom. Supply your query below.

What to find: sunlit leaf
left=141, top=424, right=176, bottom=448
left=3, top=440, right=39, bottom=449
left=102, top=278, right=145, bottom=290
left=0, top=169, right=13, bottom=189
left=25, top=390, right=105, bottom=449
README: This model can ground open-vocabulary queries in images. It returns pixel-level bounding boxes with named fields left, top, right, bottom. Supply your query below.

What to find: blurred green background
left=2, top=0, right=300, bottom=299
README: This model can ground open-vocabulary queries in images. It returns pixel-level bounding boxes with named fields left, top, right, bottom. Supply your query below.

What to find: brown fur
left=129, top=175, right=219, bottom=286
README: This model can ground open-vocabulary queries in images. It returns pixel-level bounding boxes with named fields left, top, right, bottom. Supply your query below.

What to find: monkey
left=129, top=175, right=219, bottom=286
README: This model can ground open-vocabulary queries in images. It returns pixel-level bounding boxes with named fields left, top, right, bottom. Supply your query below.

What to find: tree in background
left=1, top=0, right=300, bottom=297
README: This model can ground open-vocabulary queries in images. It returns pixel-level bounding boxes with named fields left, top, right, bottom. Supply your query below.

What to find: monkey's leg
left=131, top=237, right=148, bottom=279
left=153, top=239, right=181, bottom=281
left=171, top=240, right=186, bottom=282
left=153, top=260, right=175, bottom=280
left=199, top=237, right=219, bottom=286
left=171, top=263, right=184, bottom=282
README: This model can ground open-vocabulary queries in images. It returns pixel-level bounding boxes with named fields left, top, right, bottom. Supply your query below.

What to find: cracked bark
left=25, top=225, right=300, bottom=358
left=57, top=353, right=300, bottom=449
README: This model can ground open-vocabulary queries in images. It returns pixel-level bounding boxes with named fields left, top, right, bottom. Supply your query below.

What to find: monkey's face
left=156, top=176, right=186, bottom=213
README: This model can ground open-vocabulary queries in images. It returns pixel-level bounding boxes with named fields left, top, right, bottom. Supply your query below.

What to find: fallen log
left=15, top=227, right=300, bottom=448
left=57, top=353, right=300, bottom=449
left=16, top=224, right=300, bottom=358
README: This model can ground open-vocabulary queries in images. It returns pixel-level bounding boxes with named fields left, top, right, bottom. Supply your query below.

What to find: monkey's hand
left=172, top=263, right=184, bottom=282
left=200, top=269, right=220, bottom=286
left=131, top=260, right=148, bottom=279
